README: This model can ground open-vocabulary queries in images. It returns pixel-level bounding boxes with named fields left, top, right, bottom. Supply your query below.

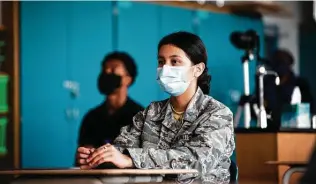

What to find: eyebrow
left=157, top=55, right=182, bottom=59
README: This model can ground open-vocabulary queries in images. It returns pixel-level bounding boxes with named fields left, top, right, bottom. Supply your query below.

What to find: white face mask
left=157, top=65, right=193, bottom=96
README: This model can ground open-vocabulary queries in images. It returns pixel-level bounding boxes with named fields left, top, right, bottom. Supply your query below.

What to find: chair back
left=229, top=159, right=238, bottom=183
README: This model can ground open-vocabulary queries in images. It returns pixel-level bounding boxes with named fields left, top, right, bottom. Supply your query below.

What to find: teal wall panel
left=21, top=1, right=113, bottom=168
left=66, top=1, right=113, bottom=165
left=117, top=2, right=160, bottom=106
left=21, top=1, right=71, bottom=168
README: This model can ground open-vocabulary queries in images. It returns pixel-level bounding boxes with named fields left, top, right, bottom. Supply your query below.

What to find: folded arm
left=114, top=106, right=235, bottom=183
left=113, top=109, right=146, bottom=152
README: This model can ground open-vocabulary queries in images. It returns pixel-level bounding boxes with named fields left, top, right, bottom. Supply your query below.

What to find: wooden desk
left=0, top=169, right=199, bottom=184
left=266, top=161, right=307, bottom=184
left=236, top=130, right=315, bottom=184
left=265, top=161, right=307, bottom=167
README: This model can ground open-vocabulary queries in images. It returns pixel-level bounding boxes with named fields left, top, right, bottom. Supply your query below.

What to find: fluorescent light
left=216, top=0, right=225, bottom=7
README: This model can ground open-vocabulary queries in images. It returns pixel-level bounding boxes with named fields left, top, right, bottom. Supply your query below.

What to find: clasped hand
left=77, top=143, right=133, bottom=169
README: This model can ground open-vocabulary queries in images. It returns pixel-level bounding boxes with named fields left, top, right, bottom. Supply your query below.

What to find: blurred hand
left=86, top=143, right=133, bottom=169
left=77, top=146, right=95, bottom=169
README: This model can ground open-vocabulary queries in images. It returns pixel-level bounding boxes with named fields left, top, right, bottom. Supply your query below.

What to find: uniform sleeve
left=117, top=107, right=235, bottom=184
left=113, top=109, right=146, bottom=152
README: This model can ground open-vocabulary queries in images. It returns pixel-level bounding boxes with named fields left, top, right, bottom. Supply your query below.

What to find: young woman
left=76, top=31, right=235, bottom=184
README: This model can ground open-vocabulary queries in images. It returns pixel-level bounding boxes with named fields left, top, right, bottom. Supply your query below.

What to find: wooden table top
left=265, top=161, right=307, bottom=166
left=0, top=168, right=198, bottom=176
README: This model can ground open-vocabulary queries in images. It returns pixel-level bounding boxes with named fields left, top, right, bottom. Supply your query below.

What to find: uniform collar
left=151, top=88, right=206, bottom=123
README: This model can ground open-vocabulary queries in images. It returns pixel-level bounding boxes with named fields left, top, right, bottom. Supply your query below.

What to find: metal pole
left=243, top=59, right=251, bottom=128
left=259, top=75, right=264, bottom=109
left=258, top=74, right=267, bottom=128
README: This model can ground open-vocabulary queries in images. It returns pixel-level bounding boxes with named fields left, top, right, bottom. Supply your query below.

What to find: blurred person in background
left=75, top=52, right=144, bottom=165
left=252, top=49, right=314, bottom=130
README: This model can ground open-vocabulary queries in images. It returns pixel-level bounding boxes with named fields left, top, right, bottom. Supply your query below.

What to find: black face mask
left=97, top=73, right=122, bottom=95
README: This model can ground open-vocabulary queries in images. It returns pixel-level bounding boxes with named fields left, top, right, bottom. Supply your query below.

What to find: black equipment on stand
left=230, top=29, right=280, bottom=129
left=230, top=30, right=260, bottom=128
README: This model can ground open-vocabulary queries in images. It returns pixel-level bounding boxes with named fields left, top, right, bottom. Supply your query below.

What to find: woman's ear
left=194, top=63, right=205, bottom=78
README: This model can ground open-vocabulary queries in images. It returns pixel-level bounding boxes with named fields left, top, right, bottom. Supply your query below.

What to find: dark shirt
left=78, top=97, right=144, bottom=148
left=296, top=77, right=314, bottom=113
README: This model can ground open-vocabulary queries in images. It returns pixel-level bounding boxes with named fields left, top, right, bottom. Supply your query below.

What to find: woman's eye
left=158, top=60, right=164, bottom=66
left=171, top=59, right=179, bottom=65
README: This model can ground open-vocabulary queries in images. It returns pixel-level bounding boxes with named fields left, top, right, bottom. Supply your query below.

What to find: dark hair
left=102, top=51, right=137, bottom=85
left=158, top=31, right=211, bottom=94
left=271, top=49, right=294, bottom=67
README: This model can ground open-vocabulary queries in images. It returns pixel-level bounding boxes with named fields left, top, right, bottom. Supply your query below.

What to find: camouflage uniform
left=114, top=88, right=235, bottom=184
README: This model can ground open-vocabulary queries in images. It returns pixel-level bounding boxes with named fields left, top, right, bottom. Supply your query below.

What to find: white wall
left=263, top=1, right=301, bottom=74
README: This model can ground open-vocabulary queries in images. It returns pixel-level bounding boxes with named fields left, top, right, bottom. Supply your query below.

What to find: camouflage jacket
left=114, top=88, right=235, bottom=184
